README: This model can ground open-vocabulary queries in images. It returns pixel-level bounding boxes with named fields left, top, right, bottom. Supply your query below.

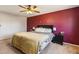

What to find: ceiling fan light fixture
left=26, top=11, right=33, bottom=14
left=18, top=5, right=40, bottom=14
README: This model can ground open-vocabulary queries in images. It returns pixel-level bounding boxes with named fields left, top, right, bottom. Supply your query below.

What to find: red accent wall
left=27, top=7, right=79, bottom=45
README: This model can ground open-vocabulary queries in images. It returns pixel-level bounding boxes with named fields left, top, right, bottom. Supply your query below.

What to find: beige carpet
left=0, top=39, right=79, bottom=54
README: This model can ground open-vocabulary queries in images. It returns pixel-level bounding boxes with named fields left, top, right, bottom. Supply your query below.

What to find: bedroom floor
left=0, top=39, right=79, bottom=54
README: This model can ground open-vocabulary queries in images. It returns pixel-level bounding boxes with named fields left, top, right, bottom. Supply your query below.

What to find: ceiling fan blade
left=20, top=10, right=26, bottom=12
left=34, top=11, right=40, bottom=13
left=18, top=5, right=26, bottom=9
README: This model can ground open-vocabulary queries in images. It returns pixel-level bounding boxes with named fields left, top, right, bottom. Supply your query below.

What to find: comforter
left=12, top=32, right=54, bottom=54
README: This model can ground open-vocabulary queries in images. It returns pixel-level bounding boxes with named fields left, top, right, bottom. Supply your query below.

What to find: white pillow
left=35, top=28, right=52, bottom=33
left=44, top=28, right=52, bottom=33
left=35, top=28, right=45, bottom=32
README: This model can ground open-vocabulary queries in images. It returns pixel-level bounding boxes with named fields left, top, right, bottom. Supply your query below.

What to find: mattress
left=12, top=32, right=54, bottom=54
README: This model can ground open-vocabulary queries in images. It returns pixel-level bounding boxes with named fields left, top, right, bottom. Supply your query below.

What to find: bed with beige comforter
left=12, top=32, right=54, bottom=54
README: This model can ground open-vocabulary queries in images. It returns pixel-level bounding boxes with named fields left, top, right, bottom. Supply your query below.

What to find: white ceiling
left=0, top=5, right=78, bottom=17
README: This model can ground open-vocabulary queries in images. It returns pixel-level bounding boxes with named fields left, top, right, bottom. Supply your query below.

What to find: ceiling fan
left=18, top=5, right=40, bottom=14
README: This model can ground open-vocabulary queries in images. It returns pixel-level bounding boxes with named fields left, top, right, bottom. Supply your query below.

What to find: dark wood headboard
left=36, top=25, right=54, bottom=32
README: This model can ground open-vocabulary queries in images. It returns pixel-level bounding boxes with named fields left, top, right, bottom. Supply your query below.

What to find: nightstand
left=52, top=32, right=64, bottom=45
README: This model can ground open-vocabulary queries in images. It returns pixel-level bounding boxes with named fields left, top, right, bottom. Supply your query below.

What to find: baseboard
left=64, top=42, right=79, bottom=47
left=0, top=35, right=12, bottom=40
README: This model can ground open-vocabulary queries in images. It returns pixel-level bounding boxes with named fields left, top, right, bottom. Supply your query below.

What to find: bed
left=12, top=25, right=55, bottom=54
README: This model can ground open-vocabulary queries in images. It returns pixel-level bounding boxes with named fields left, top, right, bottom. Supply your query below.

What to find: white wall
left=0, top=12, right=26, bottom=40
